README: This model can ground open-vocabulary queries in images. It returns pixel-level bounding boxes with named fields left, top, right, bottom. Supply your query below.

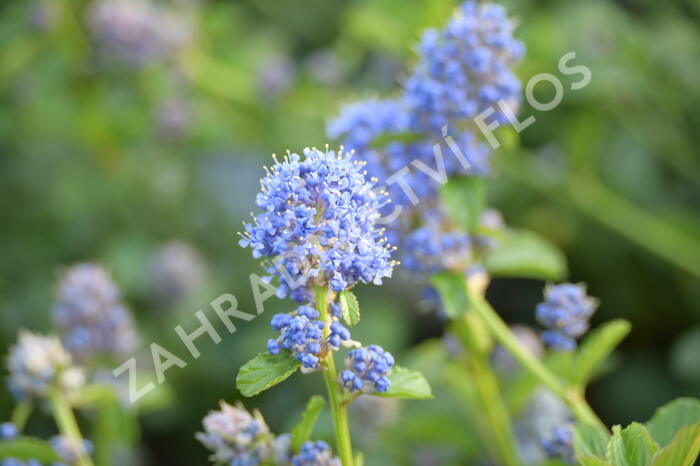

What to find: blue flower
left=541, top=425, right=575, bottom=464
left=53, top=264, right=138, bottom=363
left=196, top=401, right=276, bottom=466
left=291, top=440, right=341, bottom=466
left=536, top=283, right=599, bottom=351
left=7, top=331, right=85, bottom=401
left=239, top=148, right=395, bottom=302
left=267, top=305, right=351, bottom=369
left=340, top=345, right=394, bottom=393
left=50, top=435, right=93, bottom=466
left=404, top=1, right=524, bottom=134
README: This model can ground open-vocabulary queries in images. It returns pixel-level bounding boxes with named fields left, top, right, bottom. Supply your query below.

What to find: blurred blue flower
left=7, top=331, right=85, bottom=401
left=53, top=264, right=138, bottom=363
left=540, top=425, right=575, bottom=464
left=239, top=148, right=395, bottom=302
left=340, top=345, right=394, bottom=393
left=404, top=1, right=524, bottom=134
left=291, top=440, right=341, bottom=466
left=536, top=283, right=599, bottom=351
left=50, top=435, right=93, bottom=466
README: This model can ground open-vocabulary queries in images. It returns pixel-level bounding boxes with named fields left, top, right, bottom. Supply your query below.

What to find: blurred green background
left=1, top=0, right=699, bottom=464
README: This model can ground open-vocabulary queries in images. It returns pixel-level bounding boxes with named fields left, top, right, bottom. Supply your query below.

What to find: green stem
left=49, top=390, right=95, bottom=466
left=454, top=316, right=521, bottom=466
left=316, top=287, right=354, bottom=466
left=10, top=400, right=33, bottom=431
left=470, top=295, right=608, bottom=432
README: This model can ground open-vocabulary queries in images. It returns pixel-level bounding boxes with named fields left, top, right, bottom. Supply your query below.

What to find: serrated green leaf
left=651, top=424, right=700, bottom=466
left=574, top=423, right=610, bottom=459
left=440, top=176, right=485, bottom=233
left=430, top=272, right=468, bottom=319
left=607, top=423, right=659, bottom=466
left=571, top=320, right=631, bottom=386
left=645, top=398, right=700, bottom=447
left=291, top=396, right=325, bottom=452
left=483, top=229, right=568, bottom=281
left=236, top=352, right=301, bottom=397
left=376, top=366, right=432, bottom=399
left=0, top=437, right=60, bottom=462
left=339, top=290, right=360, bottom=326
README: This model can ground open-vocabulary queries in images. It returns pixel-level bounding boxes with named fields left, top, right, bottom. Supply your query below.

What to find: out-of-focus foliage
left=0, top=0, right=699, bottom=464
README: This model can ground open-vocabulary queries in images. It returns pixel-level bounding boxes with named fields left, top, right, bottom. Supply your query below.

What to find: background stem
left=316, top=287, right=354, bottom=466
left=49, top=390, right=95, bottom=466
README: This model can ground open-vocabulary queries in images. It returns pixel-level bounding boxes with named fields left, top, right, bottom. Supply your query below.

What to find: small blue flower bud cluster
left=267, top=305, right=351, bottom=369
left=340, top=345, right=394, bottom=393
left=239, top=148, right=395, bottom=302
left=86, top=0, right=191, bottom=68
left=405, top=1, right=524, bottom=133
left=7, top=331, right=85, bottom=401
left=541, top=425, right=575, bottom=464
left=53, top=263, right=138, bottom=363
left=196, top=401, right=276, bottom=466
left=50, top=435, right=94, bottom=466
left=536, top=283, right=599, bottom=351
left=0, top=423, right=41, bottom=466
left=291, top=440, right=341, bottom=466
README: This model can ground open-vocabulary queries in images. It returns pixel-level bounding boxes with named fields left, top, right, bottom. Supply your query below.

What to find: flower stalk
left=49, top=389, right=94, bottom=466
left=316, top=286, right=354, bottom=466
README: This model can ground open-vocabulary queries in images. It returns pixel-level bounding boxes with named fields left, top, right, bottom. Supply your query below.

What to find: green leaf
left=236, top=352, right=301, bottom=397
left=483, top=229, right=568, bottom=281
left=376, top=366, right=432, bottom=399
left=290, top=396, right=326, bottom=452
left=579, top=457, right=613, bottom=466
left=651, top=424, right=700, bottom=466
left=646, top=398, right=700, bottom=447
left=372, top=131, right=422, bottom=148
left=0, top=437, right=60, bottom=462
left=339, top=290, right=360, bottom=327
left=574, top=423, right=611, bottom=459
left=607, top=423, right=659, bottom=466
left=430, top=272, right=468, bottom=320
left=571, top=320, right=631, bottom=386
left=440, top=176, right=485, bottom=233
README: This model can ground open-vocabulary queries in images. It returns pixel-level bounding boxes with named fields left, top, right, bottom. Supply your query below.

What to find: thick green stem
left=316, top=287, right=354, bottom=466
left=49, top=390, right=94, bottom=466
left=470, top=295, right=608, bottom=432
left=10, top=400, right=33, bottom=431
left=454, top=316, right=521, bottom=466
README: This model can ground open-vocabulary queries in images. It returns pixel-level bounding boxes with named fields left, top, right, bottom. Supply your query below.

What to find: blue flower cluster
left=401, top=215, right=472, bottom=279
left=7, top=331, right=85, bottom=401
left=267, top=305, right=351, bottom=369
left=239, top=148, right=395, bottom=302
left=340, top=345, right=394, bottom=393
left=196, top=401, right=277, bottom=466
left=0, top=422, right=41, bottom=466
left=53, top=263, right=138, bottom=363
left=541, top=425, right=575, bottom=464
left=86, top=0, right=192, bottom=68
left=404, top=1, right=524, bottom=133
left=536, top=283, right=599, bottom=351
left=291, top=440, right=341, bottom=466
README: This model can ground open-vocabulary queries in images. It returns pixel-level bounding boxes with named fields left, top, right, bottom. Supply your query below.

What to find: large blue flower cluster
left=404, top=1, right=524, bottom=133
left=340, top=345, right=394, bottom=393
left=291, top=440, right=341, bottom=466
left=53, top=263, right=138, bottom=363
left=536, top=283, right=599, bottom=351
left=267, top=305, right=351, bottom=369
left=239, top=148, right=395, bottom=302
